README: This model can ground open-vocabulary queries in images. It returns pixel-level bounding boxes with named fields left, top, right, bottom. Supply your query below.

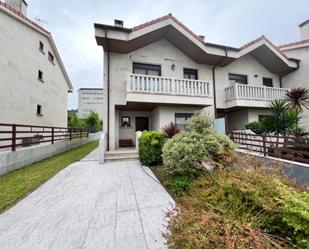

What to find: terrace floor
left=0, top=148, right=174, bottom=249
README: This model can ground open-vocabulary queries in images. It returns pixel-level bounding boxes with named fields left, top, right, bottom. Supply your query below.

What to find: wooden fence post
left=262, top=135, right=267, bottom=157
left=12, top=124, right=16, bottom=151
left=51, top=127, right=54, bottom=144
left=69, top=128, right=72, bottom=140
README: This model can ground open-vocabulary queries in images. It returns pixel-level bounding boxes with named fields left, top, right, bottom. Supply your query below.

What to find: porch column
left=108, top=104, right=116, bottom=151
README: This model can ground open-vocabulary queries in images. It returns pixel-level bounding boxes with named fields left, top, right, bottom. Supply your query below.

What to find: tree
left=68, top=112, right=83, bottom=128
left=85, top=112, right=102, bottom=133
left=286, top=87, right=309, bottom=111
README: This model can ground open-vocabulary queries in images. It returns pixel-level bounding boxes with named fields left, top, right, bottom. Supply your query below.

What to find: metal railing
left=225, top=83, right=289, bottom=101
left=230, top=132, right=309, bottom=164
left=0, top=123, right=89, bottom=151
left=128, top=74, right=211, bottom=97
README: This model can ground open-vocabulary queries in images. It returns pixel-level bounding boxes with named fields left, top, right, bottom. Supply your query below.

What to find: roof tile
left=132, top=13, right=204, bottom=42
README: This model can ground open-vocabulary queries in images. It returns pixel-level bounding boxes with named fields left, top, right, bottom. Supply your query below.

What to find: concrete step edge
left=105, top=155, right=139, bottom=161
left=105, top=150, right=138, bottom=155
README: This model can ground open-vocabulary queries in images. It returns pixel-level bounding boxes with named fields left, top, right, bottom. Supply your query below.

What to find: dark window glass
left=39, top=41, right=44, bottom=52
left=183, top=68, right=198, bottom=80
left=258, top=115, right=271, bottom=122
left=48, top=52, right=54, bottom=63
left=175, top=113, right=193, bottom=130
left=229, top=73, right=248, bottom=85
left=37, top=105, right=42, bottom=116
left=121, top=116, right=130, bottom=127
left=263, top=77, right=273, bottom=87
left=133, top=63, right=161, bottom=76
left=38, top=70, right=43, bottom=81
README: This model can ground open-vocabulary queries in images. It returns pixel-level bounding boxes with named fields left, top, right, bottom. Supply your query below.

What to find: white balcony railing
left=225, top=83, right=288, bottom=101
left=128, top=74, right=211, bottom=97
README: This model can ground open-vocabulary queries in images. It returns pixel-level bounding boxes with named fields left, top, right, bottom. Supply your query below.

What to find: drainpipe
left=212, top=47, right=228, bottom=118
left=104, top=28, right=110, bottom=150
left=279, top=61, right=299, bottom=88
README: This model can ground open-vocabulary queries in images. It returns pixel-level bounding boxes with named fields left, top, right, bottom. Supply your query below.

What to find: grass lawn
left=0, top=140, right=99, bottom=213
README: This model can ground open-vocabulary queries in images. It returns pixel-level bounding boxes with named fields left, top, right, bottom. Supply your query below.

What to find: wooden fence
left=0, top=123, right=89, bottom=151
left=229, top=132, right=309, bottom=164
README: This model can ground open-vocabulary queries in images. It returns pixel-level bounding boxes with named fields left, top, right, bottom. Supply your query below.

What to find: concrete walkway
left=0, top=148, right=174, bottom=249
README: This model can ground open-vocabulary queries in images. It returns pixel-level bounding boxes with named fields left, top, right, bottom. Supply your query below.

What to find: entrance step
left=104, top=149, right=139, bottom=162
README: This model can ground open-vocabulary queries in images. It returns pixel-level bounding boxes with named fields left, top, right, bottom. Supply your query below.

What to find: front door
left=136, top=117, right=149, bottom=132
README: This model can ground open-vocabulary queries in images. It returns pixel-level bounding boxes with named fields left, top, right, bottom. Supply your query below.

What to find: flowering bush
left=185, top=113, right=213, bottom=133
left=162, top=129, right=236, bottom=176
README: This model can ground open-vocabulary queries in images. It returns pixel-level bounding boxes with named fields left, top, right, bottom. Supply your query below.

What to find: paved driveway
left=0, top=149, right=174, bottom=249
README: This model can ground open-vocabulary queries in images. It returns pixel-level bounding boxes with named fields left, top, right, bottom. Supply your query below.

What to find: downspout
left=212, top=47, right=228, bottom=118
left=104, top=28, right=110, bottom=150
left=279, top=61, right=299, bottom=88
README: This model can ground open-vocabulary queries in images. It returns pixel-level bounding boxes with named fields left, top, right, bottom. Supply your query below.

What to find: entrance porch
left=107, top=102, right=212, bottom=151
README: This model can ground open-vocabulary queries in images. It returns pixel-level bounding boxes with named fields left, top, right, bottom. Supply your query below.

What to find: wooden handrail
left=0, top=123, right=89, bottom=151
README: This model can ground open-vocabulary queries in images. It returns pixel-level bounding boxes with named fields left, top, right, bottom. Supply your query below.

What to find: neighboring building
left=95, top=15, right=305, bottom=151
left=0, top=0, right=73, bottom=127
left=278, top=20, right=309, bottom=131
left=77, top=88, right=103, bottom=118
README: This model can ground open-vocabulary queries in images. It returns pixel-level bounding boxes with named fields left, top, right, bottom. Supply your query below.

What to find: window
left=48, top=52, right=54, bottom=63
left=263, top=77, right=273, bottom=87
left=175, top=113, right=193, bottom=130
left=36, top=105, right=43, bottom=116
left=229, top=73, right=248, bottom=85
left=133, top=63, right=161, bottom=76
left=258, top=115, right=271, bottom=122
left=39, top=41, right=44, bottom=52
left=183, top=68, right=198, bottom=80
left=121, top=116, right=130, bottom=127
left=38, top=70, right=43, bottom=81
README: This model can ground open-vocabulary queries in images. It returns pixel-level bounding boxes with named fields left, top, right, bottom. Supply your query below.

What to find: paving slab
left=0, top=148, right=175, bottom=249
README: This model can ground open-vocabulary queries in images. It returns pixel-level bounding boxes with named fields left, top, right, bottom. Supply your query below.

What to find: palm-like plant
left=286, top=87, right=309, bottom=111
left=264, top=100, right=300, bottom=136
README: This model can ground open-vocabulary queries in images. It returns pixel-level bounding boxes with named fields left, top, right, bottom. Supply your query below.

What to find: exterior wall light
left=171, top=63, right=175, bottom=70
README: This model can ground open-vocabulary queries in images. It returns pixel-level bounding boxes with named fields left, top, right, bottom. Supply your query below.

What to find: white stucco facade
left=281, top=46, right=309, bottom=131
left=95, top=15, right=306, bottom=150
left=0, top=1, right=72, bottom=127
left=77, top=88, right=103, bottom=119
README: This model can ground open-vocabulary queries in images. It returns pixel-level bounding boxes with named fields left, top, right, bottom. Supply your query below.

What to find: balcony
left=126, top=74, right=213, bottom=106
left=225, top=83, right=289, bottom=108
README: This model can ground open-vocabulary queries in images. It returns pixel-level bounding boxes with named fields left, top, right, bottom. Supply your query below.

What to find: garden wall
left=0, top=132, right=102, bottom=176
left=238, top=151, right=309, bottom=185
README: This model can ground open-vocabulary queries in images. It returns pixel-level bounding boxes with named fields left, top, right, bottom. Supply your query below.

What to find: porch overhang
left=116, top=102, right=208, bottom=111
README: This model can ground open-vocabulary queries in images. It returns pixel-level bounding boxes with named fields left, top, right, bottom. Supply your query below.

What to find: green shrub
left=245, top=121, right=266, bottom=134
left=162, top=129, right=236, bottom=176
left=138, top=131, right=166, bottom=166
left=185, top=113, right=213, bottom=133
left=164, top=175, right=194, bottom=197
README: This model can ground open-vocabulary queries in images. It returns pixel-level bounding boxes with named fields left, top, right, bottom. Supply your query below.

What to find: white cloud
left=26, top=0, right=309, bottom=109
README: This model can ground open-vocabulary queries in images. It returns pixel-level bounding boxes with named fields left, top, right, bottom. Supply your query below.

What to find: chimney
left=114, top=19, right=123, bottom=28
left=299, top=19, right=309, bottom=40
left=5, top=0, right=28, bottom=16
left=199, top=35, right=205, bottom=42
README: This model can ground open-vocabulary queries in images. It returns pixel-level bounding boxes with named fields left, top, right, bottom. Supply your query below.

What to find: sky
left=26, top=0, right=309, bottom=110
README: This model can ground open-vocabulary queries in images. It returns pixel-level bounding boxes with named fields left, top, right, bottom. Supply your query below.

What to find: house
left=279, top=20, right=309, bottom=131
left=0, top=0, right=73, bottom=127
left=78, top=88, right=104, bottom=119
left=94, top=14, right=301, bottom=151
